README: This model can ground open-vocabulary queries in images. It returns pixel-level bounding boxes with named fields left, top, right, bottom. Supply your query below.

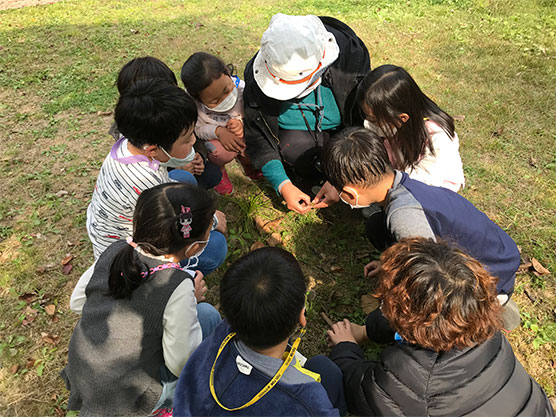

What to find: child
left=111, top=56, right=222, bottom=190
left=86, top=78, right=228, bottom=274
left=327, top=238, right=554, bottom=417
left=181, top=52, right=261, bottom=196
left=62, top=183, right=222, bottom=415
left=173, top=247, right=346, bottom=416
left=322, top=127, right=521, bottom=330
left=358, top=64, right=465, bottom=192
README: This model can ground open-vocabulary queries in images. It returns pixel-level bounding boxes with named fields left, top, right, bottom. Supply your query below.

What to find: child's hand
left=180, top=153, right=204, bottom=176
left=193, top=271, right=207, bottom=302
left=312, top=181, right=340, bottom=209
left=214, top=210, right=227, bottom=234
left=280, top=182, right=312, bottom=214
left=216, top=126, right=246, bottom=154
left=226, top=118, right=243, bottom=138
left=191, top=152, right=204, bottom=175
left=364, top=260, right=382, bottom=278
left=327, top=319, right=358, bottom=347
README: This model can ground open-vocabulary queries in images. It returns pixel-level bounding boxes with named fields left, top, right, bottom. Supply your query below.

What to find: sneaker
left=501, top=299, right=520, bottom=332
left=214, top=168, right=234, bottom=195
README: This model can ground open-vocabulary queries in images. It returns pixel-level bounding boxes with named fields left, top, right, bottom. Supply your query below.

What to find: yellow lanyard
left=209, top=328, right=306, bottom=411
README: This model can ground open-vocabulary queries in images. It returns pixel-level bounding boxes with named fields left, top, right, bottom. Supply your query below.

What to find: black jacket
left=243, top=16, right=370, bottom=170
left=330, top=332, right=554, bottom=417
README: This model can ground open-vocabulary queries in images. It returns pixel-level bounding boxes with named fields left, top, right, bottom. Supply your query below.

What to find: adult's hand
left=312, top=181, right=339, bottom=209
left=281, top=182, right=312, bottom=214
left=327, top=319, right=358, bottom=347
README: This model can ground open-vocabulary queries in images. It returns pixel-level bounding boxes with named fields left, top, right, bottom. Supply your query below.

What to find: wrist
left=278, top=179, right=292, bottom=195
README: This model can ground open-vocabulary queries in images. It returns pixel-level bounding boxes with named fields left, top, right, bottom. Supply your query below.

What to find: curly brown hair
left=374, top=237, right=503, bottom=351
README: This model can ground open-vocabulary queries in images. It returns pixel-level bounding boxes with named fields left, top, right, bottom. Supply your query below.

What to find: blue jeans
left=305, top=355, right=347, bottom=415
left=196, top=302, right=221, bottom=339
left=152, top=303, right=221, bottom=412
left=168, top=162, right=222, bottom=190
left=180, top=230, right=228, bottom=276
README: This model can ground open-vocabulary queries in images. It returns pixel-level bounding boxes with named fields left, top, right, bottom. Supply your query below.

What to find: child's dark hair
left=117, top=56, right=178, bottom=94
left=220, top=247, right=306, bottom=349
left=375, top=237, right=502, bottom=351
left=180, top=52, right=234, bottom=100
left=322, top=127, right=393, bottom=190
left=114, top=78, right=197, bottom=150
left=108, top=183, right=216, bottom=299
left=357, top=65, right=455, bottom=171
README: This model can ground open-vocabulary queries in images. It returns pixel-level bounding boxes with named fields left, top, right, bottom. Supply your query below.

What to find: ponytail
left=108, top=243, right=150, bottom=299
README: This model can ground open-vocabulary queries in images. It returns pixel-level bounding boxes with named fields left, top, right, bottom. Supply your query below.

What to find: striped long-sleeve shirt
left=86, top=138, right=172, bottom=259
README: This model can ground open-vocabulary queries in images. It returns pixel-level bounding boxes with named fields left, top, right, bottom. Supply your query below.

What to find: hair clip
left=179, top=205, right=193, bottom=238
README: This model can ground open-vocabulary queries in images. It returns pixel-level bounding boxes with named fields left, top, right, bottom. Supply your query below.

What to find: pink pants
left=206, top=139, right=239, bottom=168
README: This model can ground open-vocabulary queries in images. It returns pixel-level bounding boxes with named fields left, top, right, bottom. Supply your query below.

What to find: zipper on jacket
left=259, top=111, right=280, bottom=145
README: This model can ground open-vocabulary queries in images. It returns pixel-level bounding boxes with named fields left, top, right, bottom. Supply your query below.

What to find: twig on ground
left=320, top=312, right=335, bottom=328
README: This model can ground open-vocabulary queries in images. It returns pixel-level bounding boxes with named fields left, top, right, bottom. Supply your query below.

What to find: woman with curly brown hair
left=328, top=238, right=554, bottom=417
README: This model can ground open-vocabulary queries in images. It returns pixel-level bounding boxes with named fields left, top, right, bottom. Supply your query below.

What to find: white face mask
left=363, top=119, right=398, bottom=138
left=339, top=187, right=371, bottom=209
left=160, top=146, right=196, bottom=168
left=206, top=87, right=238, bottom=113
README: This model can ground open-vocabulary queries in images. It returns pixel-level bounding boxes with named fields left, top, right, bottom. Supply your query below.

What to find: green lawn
left=1, top=0, right=555, bottom=414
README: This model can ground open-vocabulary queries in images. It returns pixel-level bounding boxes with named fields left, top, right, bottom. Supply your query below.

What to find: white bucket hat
left=253, top=14, right=340, bottom=101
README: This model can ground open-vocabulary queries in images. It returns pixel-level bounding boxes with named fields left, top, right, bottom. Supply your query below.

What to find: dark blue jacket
left=173, top=321, right=339, bottom=417
left=387, top=172, right=520, bottom=294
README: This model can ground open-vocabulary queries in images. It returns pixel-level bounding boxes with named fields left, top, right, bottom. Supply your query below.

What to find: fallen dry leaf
left=361, top=294, right=380, bottom=314
left=250, top=241, right=265, bottom=252
left=41, top=332, right=59, bottom=345
left=531, top=258, right=550, bottom=275
left=330, top=265, right=343, bottom=273
left=55, top=190, right=68, bottom=198
left=10, top=364, right=19, bottom=374
left=517, top=260, right=533, bottom=274
left=26, top=359, right=36, bottom=369
left=61, top=254, right=73, bottom=265
left=62, top=263, right=73, bottom=275
left=453, top=115, right=466, bottom=121
left=18, top=292, right=38, bottom=304
left=44, top=304, right=56, bottom=316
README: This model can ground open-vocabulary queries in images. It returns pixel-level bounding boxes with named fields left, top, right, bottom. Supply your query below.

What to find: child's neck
left=251, top=339, right=289, bottom=361
left=127, top=141, right=150, bottom=157
left=377, top=171, right=396, bottom=208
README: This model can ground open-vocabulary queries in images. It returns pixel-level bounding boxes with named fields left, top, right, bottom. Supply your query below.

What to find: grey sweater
left=61, top=240, right=190, bottom=416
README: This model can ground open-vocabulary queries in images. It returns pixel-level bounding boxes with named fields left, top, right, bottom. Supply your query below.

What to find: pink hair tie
left=126, top=236, right=138, bottom=249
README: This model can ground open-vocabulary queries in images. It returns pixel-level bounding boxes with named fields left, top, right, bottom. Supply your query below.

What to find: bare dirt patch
left=0, top=0, right=63, bottom=11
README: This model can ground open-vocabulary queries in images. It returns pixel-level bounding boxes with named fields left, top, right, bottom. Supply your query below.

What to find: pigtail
left=226, top=63, right=236, bottom=77
left=108, top=243, right=149, bottom=299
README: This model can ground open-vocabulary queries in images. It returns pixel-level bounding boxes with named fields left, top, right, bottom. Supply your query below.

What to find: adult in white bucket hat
left=243, top=14, right=370, bottom=214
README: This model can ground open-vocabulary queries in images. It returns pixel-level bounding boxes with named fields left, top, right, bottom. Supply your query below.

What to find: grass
left=1, top=0, right=555, bottom=414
